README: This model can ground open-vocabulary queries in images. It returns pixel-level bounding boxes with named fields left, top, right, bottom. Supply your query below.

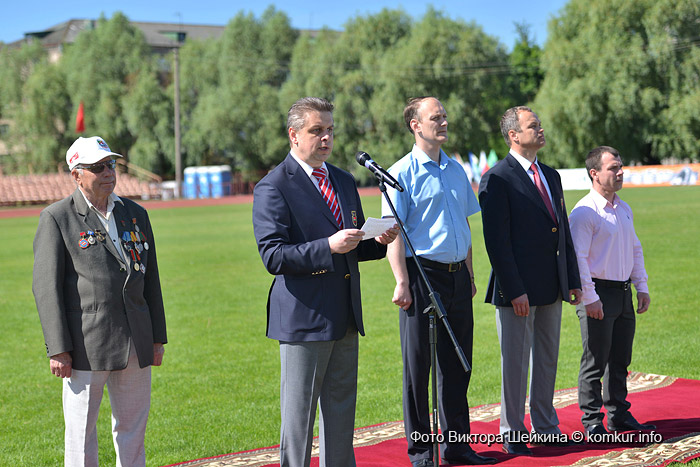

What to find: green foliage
left=535, top=0, right=700, bottom=167
left=181, top=7, right=297, bottom=170
left=61, top=13, right=159, bottom=159
left=0, top=41, right=67, bottom=173
left=507, top=22, right=544, bottom=106
left=281, top=8, right=510, bottom=176
left=0, top=41, right=46, bottom=118
left=1, top=3, right=697, bottom=176
left=0, top=13, right=172, bottom=174
left=361, top=9, right=509, bottom=173
left=10, top=61, right=72, bottom=173
left=123, top=64, right=174, bottom=174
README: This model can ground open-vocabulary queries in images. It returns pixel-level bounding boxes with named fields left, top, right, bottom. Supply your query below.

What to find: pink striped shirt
left=569, top=189, right=648, bottom=305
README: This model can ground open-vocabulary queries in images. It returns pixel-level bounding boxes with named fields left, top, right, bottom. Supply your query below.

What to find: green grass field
left=1, top=186, right=699, bottom=466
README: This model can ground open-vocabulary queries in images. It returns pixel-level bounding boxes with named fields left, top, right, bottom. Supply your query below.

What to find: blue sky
left=1, top=0, right=568, bottom=50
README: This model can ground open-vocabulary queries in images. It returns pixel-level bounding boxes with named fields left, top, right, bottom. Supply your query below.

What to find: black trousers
left=401, top=259, right=474, bottom=462
left=577, top=282, right=636, bottom=427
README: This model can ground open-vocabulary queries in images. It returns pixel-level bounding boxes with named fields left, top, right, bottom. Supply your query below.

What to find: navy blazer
left=252, top=154, right=386, bottom=342
left=478, top=154, right=581, bottom=306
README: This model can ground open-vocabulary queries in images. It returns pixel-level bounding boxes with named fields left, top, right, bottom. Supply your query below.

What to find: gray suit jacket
left=32, top=189, right=167, bottom=371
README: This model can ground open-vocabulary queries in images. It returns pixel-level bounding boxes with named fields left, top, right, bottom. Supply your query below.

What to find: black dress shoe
left=585, top=424, right=609, bottom=436
left=502, top=440, right=532, bottom=455
left=530, top=438, right=580, bottom=447
left=442, top=450, right=498, bottom=465
left=608, top=414, right=656, bottom=432
left=529, top=431, right=580, bottom=446
left=412, top=458, right=434, bottom=467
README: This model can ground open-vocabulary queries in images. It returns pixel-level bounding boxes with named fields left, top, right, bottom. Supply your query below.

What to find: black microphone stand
left=375, top=173, right=471, bottom=467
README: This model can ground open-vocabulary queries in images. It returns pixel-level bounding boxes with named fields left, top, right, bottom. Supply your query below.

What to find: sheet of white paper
left=359, top=217, right=395, bottom=239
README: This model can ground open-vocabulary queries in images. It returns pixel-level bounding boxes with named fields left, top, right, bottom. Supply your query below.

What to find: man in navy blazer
left=479, top=106, right=581, bottom=455
left=253, top=97, right=398, bottom=467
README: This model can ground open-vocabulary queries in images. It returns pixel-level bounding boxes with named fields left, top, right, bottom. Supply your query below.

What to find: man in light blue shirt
left=382, top=97, right=494, bottom=467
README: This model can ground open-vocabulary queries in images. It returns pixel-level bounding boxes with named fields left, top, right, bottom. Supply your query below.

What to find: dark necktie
left=312, top=167, right=343, bottom=229
left=531, top=163, right=557, bottom=224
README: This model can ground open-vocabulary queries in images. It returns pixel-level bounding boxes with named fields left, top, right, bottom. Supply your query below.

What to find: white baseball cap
left=66, top=136, right=123, bottom=170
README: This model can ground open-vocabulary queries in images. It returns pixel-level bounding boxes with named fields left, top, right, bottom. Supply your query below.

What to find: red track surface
left=0, top=187, right=382, bottom=219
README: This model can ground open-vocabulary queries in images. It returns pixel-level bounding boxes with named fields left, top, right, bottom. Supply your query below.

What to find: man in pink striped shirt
left=569, top=146, right=653, bottom=437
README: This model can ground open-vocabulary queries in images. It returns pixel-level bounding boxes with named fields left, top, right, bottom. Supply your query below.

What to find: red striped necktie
left=531, top=163, right=557, bottom=224
left=312, top=167, right=344, bottom=229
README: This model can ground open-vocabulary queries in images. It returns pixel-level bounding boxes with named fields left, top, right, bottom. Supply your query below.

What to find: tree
left=123, top=64, right=173, bottom=174
left=182, top=7, right=297, bottom=172
left=60, top=12, right=175, bottom=174
left=61, top=13, right=151, bottom=152
left=281, top=8, right=510, bottom=176
left=507, top=22, right=544, bottom=106
left=372, top=8, right=510, bottom=168
left=534, top=0, right=700, bottom=167
left=0, top=41, right=46, bottom=119
left=281, top=9, right=414, bottom=171
left=178, top=36, right=223, bottom=167
left=10, top=60, right=71, bottom=173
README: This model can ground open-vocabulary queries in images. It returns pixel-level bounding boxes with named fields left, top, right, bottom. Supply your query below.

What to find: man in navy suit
left=479, top=106, right=582, bottom=455
left=252, top=97, right=398, bottom=467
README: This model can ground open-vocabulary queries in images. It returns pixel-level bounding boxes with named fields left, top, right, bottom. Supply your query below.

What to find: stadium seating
left=0, top=171, right=161, bottom=206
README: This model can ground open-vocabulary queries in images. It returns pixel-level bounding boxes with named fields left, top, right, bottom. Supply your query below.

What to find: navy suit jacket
left=478, top=154, right=581, bottom=306
left=252, top=154, right=387, bottom=342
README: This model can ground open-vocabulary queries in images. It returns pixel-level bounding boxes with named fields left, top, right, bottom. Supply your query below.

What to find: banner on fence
left=558, top=163, right=700, bottom=191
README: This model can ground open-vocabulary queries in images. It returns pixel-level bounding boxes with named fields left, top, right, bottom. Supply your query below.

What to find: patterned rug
left=165, top=372, right=700, bottom=467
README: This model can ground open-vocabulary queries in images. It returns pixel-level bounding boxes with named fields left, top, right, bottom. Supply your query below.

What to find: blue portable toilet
left=184, top=167, right=198, bottom=199
left=209, top=165, right=232, bottom=198
left=196, top=166, right=211, bottom=198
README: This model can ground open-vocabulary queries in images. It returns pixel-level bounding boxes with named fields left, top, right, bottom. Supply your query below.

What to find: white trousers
left=63, top=342, right=151, bottom=467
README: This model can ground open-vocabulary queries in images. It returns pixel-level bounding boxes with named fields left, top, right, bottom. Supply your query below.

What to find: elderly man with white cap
left=32, top=136, right=167, bottom=467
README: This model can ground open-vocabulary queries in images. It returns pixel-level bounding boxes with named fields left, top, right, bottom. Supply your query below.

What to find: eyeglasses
left=78, top=160, right=117, bottom=173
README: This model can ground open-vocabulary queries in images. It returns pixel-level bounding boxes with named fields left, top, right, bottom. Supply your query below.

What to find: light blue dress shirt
left=381, top=145, right=480, bottom=263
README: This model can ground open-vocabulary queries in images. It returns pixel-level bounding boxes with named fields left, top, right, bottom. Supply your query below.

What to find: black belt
left=418, top=257, right=464, bottom=273
left=592, top=278, right=631, bottom=290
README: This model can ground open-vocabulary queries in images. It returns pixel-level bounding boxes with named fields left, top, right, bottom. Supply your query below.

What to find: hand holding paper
left=360, top=217, right=398, bottom=242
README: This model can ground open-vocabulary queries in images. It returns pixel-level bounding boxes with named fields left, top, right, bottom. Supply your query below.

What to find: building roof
left=7, top=18, right=225, bottom=51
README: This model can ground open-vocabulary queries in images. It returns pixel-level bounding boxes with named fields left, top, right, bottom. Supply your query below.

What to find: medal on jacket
left=87, top=230, right=96, bottom=245
left=126, top=244, right=140, bottom=271
left=78, top=232, right=89, bottom=249
left=121, top=231, right=136, bottom=271
left=131, top=218, right=148, bottom=251
left=351, top=210, right=358, bottom=227
left=139, top=230, right=149, bottom=250
left=95, top=229, right=105, bottom=242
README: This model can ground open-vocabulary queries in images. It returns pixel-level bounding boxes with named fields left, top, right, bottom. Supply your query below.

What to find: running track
left=0, top=187, right=382, bottom=219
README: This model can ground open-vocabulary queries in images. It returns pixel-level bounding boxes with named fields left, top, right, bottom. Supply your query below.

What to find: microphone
left=355, top=151, right=404, bottom=192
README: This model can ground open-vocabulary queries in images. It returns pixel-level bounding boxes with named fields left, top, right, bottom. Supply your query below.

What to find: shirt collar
left=290, top=150, right=327, bottom=178
left=412, top=144, right=448, bottom=169
left=78, top=188, right=123, bottom=215
left=589, top=188, right=620, bottom=209
left=509, top=150, right=541, bottom=172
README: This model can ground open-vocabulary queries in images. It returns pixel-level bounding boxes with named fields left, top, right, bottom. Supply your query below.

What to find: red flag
left=75, top=101, right=85, bottom=133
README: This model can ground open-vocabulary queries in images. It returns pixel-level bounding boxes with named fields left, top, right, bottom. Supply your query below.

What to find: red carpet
left=166, top=372, right=700, bottom=467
